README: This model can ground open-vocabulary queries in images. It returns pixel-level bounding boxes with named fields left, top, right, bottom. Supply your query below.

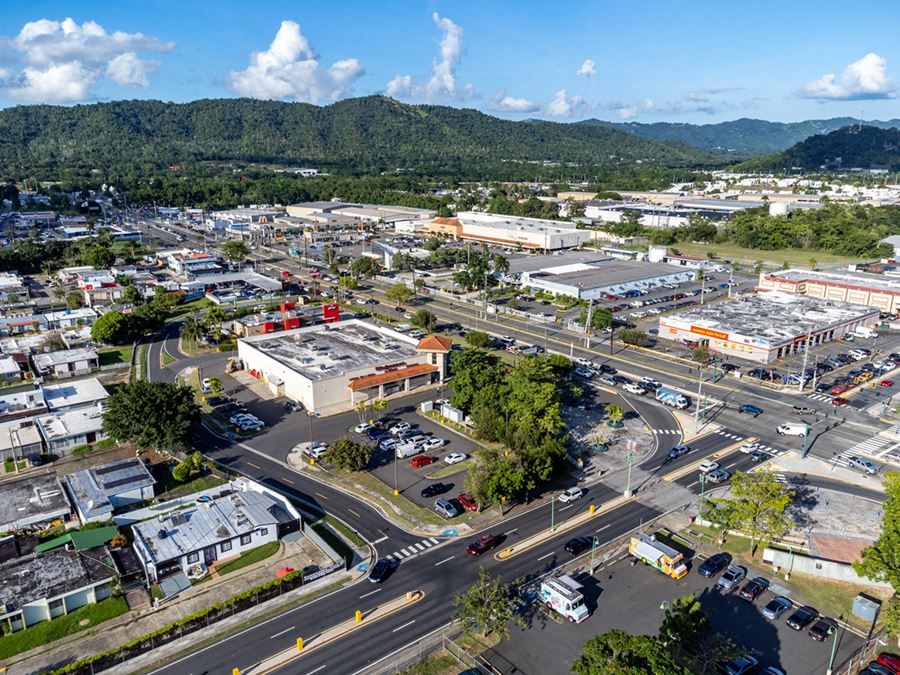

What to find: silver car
left=716, top=565, right=746, bottom=590
left=848, top=456, right=878, bottom=475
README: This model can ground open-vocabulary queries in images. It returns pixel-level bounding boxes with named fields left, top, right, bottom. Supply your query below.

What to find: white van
left=853, top=327, right=879, bottom=339
left=776, top=423, right=809, bottom=437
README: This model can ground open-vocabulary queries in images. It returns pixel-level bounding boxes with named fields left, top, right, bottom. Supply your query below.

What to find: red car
left=457, top=493, right=478, bottom=512
left=877, top=652, right=900, bottom=672
left=410, top=455, right=436, bottom=468
left=832, top=397, right=850, bottom=406
left=831, top=384, right=849, bottom=395
left=466, top=534, right=497, bottom=556
left=881, top=380, right=894, bottom=388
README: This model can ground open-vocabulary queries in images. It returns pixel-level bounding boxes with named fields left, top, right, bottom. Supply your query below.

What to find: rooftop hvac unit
left=158, top=529, right=168, bottom=539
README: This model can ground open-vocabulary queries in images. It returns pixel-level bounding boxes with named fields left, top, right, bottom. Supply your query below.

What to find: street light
left=699, top=471, right=709, bottom=497
left=625, top=450, right=636, bottom=498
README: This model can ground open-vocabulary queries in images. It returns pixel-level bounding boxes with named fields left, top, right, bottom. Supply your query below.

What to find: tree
left=465, top=330, right=491, bottom=348
left=659, top=594, right=709, bottom=659
left=705, top=471, right=794, bottom=555
left=579, top=306, right=613, bottom=330
left=82, top=245, right=116, bottom=269
left=452, top=568, right=522, bottom=640
left=689, top=632, right=743, bottom=675
left=205, top=305, right=226, bottom=338
left=354, top=400, right=369, bottom=424
left=808, top=257, right=818, bottom=270
left=323, top=436, right=371, bottom=471
left=619, top=329, right=650, bottom=347
left=91, top=311, right=132, bottom=345
left=692, top=346, right=711, bottom=364
left=492, top=254, right=510, bottom=276
left=206, top=377, right=223, bottom=395
left=181, top=316, right=206, bottom=347
left=572, top=630, right=690, bottom=675
left=385, top=283, right=412, bottom=307
left=411, top=309, right=436, bottom=332
left=221, top=240, right=250, bottom=268
left=449, top=349, right=506, bottom=412
left=855, top=472, right=900, bottom=590
left=103, top=380, right=199, bottom=452
left=338, top=275, right=359, bottom=290
left=122, top=284, right=143, bottom=306
left=50, top=282, right=66, bottom=308
left=881, top=595, right=900, bottom=639
left=372, top=399, right=388, bottom=419
left=65, top=291, right=84, bottom=309
left=350, top=256, right=380, bottom=278
left=604, top=404, right=625, bottom=427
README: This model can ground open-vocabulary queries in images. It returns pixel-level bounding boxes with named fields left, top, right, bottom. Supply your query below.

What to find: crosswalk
left=713, top=429, right=743, bottom=442
left=807, top=392, right=833, bottom=402
left=712, top=428, right=787, bottom=458
left=386, top=537, right=440, bottom=562
left=651, top=429, right=680, bottom=435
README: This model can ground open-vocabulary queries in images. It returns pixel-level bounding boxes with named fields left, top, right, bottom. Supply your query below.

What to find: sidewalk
left=767, top=451, right=885, bottom=493
left=6, top=539, right=357, bottom=675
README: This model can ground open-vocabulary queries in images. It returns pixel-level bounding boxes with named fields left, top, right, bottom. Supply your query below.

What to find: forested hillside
left=0, top=96, right=714, bottom=180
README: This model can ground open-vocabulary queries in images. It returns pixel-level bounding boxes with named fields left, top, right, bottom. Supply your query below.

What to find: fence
left=834, top=627, right=888, bottom=675
left=361, top=630, right=502, bottom=675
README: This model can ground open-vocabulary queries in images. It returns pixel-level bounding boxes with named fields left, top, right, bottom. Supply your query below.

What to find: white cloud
left=802, top=53, right=894, bottom=100
left=1, top=17, right=172, bottom=101
left=385, top=13, right=471, bottom=103
left=229, top=20, right=363, bottom=101
left=546, top=89, right=583, bottom=117
left=576, top=59, right=596, bottom=77
left=490, top=92, right=539, bottom=113
left=605, top=97, right=727, bottom=120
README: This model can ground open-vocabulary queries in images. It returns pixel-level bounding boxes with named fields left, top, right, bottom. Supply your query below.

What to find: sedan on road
left=762, top=596, right=793, bottom=620
left=559, top=487, right=585, bottom=503
left=787, top=605, right=819, bottom=630
left=706, top=469, right=731, bottom=484
left=667, top=444, right=690, bottom=459
left=738, top=404, right=764, bottom=417
left=849, top=456, right=879, bottom=475
left=444, top=453, right=467, bottom=465
left=367, top=558, right=394, bottom=583
left=882, top=380, right=895, bottom=388
left=832, top=396, right=850, bottom=406
left=564, top=536, right=598, bottom=555
left=466, top=534, right=497, bottom=556
left=716, top=565, right=746, bottom=590
left=697, top=552, right=730, bottom=577
left=421, top=483, right=450, bottom=498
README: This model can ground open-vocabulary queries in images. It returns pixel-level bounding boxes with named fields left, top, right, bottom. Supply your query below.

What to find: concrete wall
left=763, top=547, right=892, bottom=589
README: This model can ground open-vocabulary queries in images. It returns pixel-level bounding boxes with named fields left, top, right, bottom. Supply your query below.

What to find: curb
left=661, top=437, right=751, bottom=482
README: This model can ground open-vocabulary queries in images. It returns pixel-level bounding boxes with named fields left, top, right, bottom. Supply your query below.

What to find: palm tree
left=604, top=404, right=625, bottom=428
left=355, top=400, right=368, bottom=424
left=372, top=399, right=388, bottom=420
left=181, top=315, right=205, bottom=347
left=205, top=305, right=227, bottom=340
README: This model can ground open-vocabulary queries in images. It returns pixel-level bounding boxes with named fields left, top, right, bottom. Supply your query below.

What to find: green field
left=673, top=242, right=859, bottom=268
left=98, top=345, right=134, bottom=367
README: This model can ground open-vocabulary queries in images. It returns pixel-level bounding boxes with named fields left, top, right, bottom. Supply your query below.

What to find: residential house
left=0, top=273, right=26, bottom=302
left=32, top=348, right=99, bottom=379
left=36, top=404, right=107, bottom=454
left=0, top=354, right=23, bottom=382
left=131, top=482, right=301, bottom=582
left=0, top=314, right=46, bottom=335
left=43, top=378, right=108, bottom=412
left=65, top=459, right=156, bottom=524
left=0, top=473, right=71, bottom=531
left=166, top=250, right=221, bottom=277
left=77, top=271, right=123, bottom=308
left=41, top=308, right=98, bottom=330
left=0, top=418, right=43, bottom=463
left=0, top=383, right=47, bottom=422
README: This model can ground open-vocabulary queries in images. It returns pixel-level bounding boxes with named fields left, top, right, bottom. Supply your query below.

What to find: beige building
left=421, top=212, right=590, bottom=250
left=758, top=269, right=900, bottom=315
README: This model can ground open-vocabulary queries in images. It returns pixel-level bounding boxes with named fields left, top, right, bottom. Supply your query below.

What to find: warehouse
left=758, top=268, right=900, bottom=314
left=237, top=320, right=450, bottom=414
left=421, top=212, right=590, bottom=250
left=511, top=254, right=696, bottom=300
left=658, top=291, right=879, bottom=364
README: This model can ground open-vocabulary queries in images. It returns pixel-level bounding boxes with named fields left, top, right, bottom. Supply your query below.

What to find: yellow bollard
left=233, top=669, right=240, bottom=675
left=297, top=637, right=304, bottom=651
left=589, top=504, right=596, bottom=515
left=309, top=457, right=314, bottom=465
left=394, top=489, right=399, bottom=496
left=406, top=591, right=413, bottom=600
left=355, top=609, right=362, bottom=623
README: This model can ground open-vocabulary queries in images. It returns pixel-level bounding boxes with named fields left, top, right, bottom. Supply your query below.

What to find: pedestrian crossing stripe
left=652, top=429, right=680, bottom=435
left=388, top=537, right=437, bottom=561
left=807, top=393, right=833, bottom=402
left=714, top=430, right=743, bottom=440
left=842, top=434, right=892, bottom=460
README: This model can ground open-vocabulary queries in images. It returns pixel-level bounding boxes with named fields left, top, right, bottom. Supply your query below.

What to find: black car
left=697, top=552, right=730, bottom=577
left=367, top=558, right=393, bottom=583
left=815, top=382, right=831, bottom=393
left=809, top=617, right=837, bottom=641
left=738, top=576, right=769, bottom=602
left=564, top=536, right=597, bottom=555
left=787, top=605, right=819, bottom=630
left=421, top=483, right=450, bottom=498
left=750, top=450, right=768, bottom=463
left=613, top=375, right=632, bottom=385
left=599, top=364, right=617, bottom=374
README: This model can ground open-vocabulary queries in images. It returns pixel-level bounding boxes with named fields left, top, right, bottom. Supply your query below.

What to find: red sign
left=322, top=303, right=340, bottom=324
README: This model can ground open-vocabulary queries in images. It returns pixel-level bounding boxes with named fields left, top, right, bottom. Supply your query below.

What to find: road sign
left=626, top=439, right=640, bottom=452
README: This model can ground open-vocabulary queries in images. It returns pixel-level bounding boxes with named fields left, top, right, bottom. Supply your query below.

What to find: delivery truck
left=655, top=386, right=690, bottom=410
left=629, top=534, right=688, bottom=579
left=539, top=575, right=590, bottom=623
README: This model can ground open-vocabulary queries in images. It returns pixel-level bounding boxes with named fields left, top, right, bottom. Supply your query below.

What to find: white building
left=36, top=405, right=108, bottom=453
left=237, top=320, right=450, bottom=414
left=41, top=308, right=98, bottom=330
left=64, top=458, right=156, bottom=524
left=0, top=273, right=26, bottom=302
left=422, top=212, right=591, bottom=250
left=32, top=348, right=99, bottom=379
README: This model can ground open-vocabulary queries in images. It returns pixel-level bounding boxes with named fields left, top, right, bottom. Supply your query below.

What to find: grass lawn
left=161, top=351, right=177, bottom=366
left=215, top=541, right=280, bottom=576
left=673, top=241, right=860, bottom=268
left=98, top=345, right=134, bottom=367
left=173, top=297, right=213, bottom=316
left=0, top=596, right=129, bottom=660
left=400, top=654, right=458, bottom=675
left=309, top=521, right=355, bottom=566
left=321, top=514, right=365, bottom=547
left=784, top=572, right=892, bottom=631
left=154, top=466, right=227, bottom=499
left=425, top=458, right=474, bottom=479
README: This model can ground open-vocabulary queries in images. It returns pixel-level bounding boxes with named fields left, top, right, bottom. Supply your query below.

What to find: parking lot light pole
left=699, top=471, right=709, bottom=497
left=826, top=613, right=844, bottom=675
left=801, top=410, right=831, bottom=459
left=625, top=450, right=636, bottom=498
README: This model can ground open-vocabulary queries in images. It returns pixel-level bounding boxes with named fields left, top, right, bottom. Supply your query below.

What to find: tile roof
left=416, top=335, right=453, bottom=352
left=348, top=364, right=437, bottom=391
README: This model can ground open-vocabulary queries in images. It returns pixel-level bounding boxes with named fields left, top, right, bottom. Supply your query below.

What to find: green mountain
left=0, top=96, right=714, bottom=178
left=579, top=117, right=900, bottom=157
left=737, top=125, right=900, bottom=172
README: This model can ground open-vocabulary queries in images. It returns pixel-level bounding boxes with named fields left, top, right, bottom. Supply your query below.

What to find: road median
left=661, top=437, right=751, bottom=482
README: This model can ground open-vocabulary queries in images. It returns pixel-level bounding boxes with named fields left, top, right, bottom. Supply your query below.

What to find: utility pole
left=699, top=271, right=707, bottom=306
left=699, top=471, right=709, bottom=497
left=550, top=497, right=556, bottom=532
left=801, top=410, right=832, bottom=459
left=584, top=297, right=594, bottom=349
left=694, top=368, right=705, bottom=432
left=798, top=333, right=812, bottom=393
left=624, top=450, right=636, bottom=497
left=589, top=535, right=598, bottom=575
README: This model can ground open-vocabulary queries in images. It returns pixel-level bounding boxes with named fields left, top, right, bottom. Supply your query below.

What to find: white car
left=306, top=442, right=328, bottom=459
left=201, top=377, right=212, bottom=392
left=641, top=377, right=662, bottom=389
left=240, top=421, right=265, bottom=431
left=574, top=367, right=594, bottom=379
left=389, top=422, right=411, bottom=435
left=434, top=398, right=449, bottom=406
left=739, top=442, right=764, bottom=454
left=698, top=460, right=720, bottom=474
left=558, top=487, right=584, bottom=503
left=354, top=298, right=368, bottom=306
left=422, top=437, right=445, bottom=450
left=623, top=383, right=646, bottom=395
left=229, top=413, right=256, bottom=424
left=575, top=358, right=593, bottom=369
left=444, top=452, right=467, bottom=465
left=354, top=423, right=375, bottom=433
left=378, top=438, right=398, bottom=451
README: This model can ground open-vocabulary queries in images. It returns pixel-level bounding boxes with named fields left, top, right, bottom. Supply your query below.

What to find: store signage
left=690, top=326, right=729, bottom=341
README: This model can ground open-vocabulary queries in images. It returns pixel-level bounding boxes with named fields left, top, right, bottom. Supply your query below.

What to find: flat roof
left=455, top=211, right=583, bottom=235
left=133, top=490, right=289, bottom=564
left=662, top=291, right=878, bottom=346
left=65, top=459, right=155, bottom=521
left=241, top=319, right=419, bottom=382
left=43, top=378, right=108, bottom=412
left=33, top=348, right=98, bottom=369
left=191, top=271, right=282, bottom=291
left=0, top=547, right=114, bottom=612
left=507, top=251, right=613, bottom=275
left=530, top=259, right=687, bottom=290
left=0, top=419, right=42, bottom=452
left=0, top=473, right=70, bottom=530
left=766, top=268, right=900, bottom=295
left=37, top=407, right=105, bottom=441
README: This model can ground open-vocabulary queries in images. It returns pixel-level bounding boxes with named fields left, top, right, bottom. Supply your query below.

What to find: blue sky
left=2, top=0, right=900, bottom=123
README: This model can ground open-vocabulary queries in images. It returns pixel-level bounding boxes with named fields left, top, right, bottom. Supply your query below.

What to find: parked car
left=410, top=455, right=437, bottom=468
left=863, top=663, right=897, bottom=675
left=368, top=558, right=394, bottom=584
left=738, top=404, right=764, bottom=416
left=809, top=617, right=837, bottom=642
left=667, top=444, right=690, bottom=459
left=355, top=423, right=375, bottom=433
left=787, top=605, right=819, bottom=630
left=762, top=596, right=793, bottom=620
left=876, top=653, right=900, bottom=672
left=716, top=565, right=747, bottom=590
left=421, top=437, right=446, bottom=451
left=378, top=438, right=398, bottom=451
left=848, top=456, right=879, bottom=475
left=722, top=655, right=759, bottom=675
left=306, top=442, right=328, bottom=459
left=697, top=552, right=730, bottom=577
left=456, top=493, right=478, bottom=512
left=466, top=534, right=497, bottom=556
left=564, top=536, right=598, bottom=555
left=559, top=487, right=585, bottom=503
left=434, top=498, right=459, bottom=519
left=389, top=422, right=411, bottom=435
left=421, top=483, right=450, bottom=498
left=738, top=576, right=769, bottom=602
left=444, top=453, right=467, bottom=464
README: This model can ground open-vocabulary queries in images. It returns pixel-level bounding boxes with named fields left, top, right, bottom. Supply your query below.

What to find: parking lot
left=491, top=554, right=865, bottom=675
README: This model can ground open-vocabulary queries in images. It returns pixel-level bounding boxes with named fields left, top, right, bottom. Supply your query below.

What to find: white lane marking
left=504, top=528, right=518, bottom=536
left=537, top=551, right=555, bottom=561
left=649, top=464, right=663, bottom=471
left=435, top=555, right=455, bottom=566
left=400, top=547, right=413, bottom=556
left=414, top=543, right=426, bottom=551
left=687, top=480, right=698, bottom=489
left=392, top=619, right=416, bottom=633
left=359, top=588, right=382, bottom=599
left=305, top=666, right=328, bottom=675
left=428, top=537, right=439, bottom=544
left=270, top=625, right=295, bottom=639
left=595, top=524, right=611, bottom=533
left=373, top=535, right=389, bottom=544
